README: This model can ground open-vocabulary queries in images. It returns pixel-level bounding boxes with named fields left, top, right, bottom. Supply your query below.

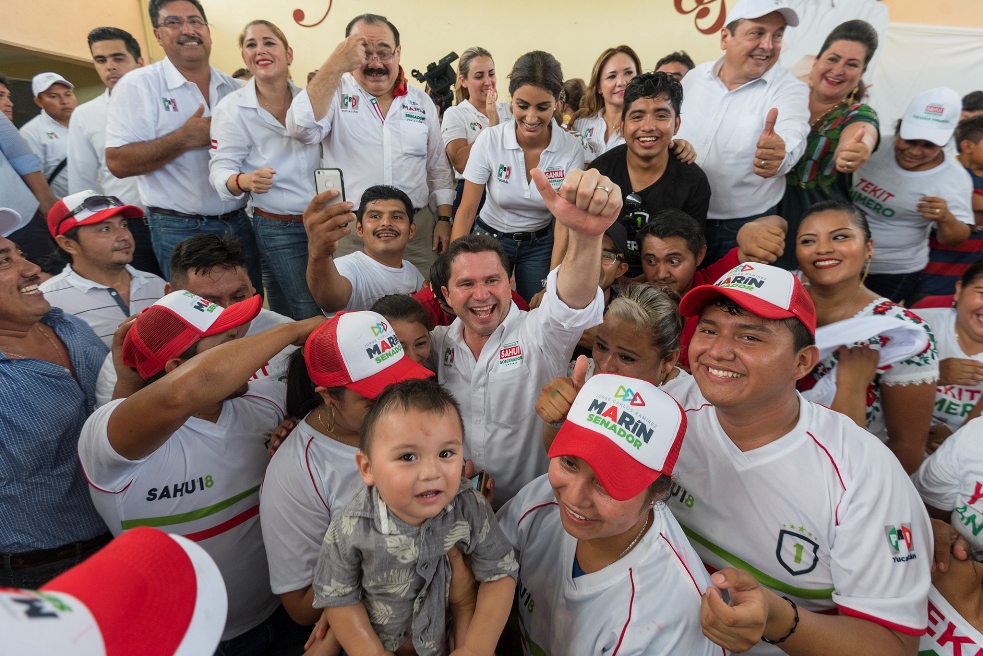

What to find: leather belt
left=253, top=208, right=304, bottom=223
left=475, top=216, right=550, bottom=242
left=148, top=207, right=239, bottom=221
left=3, top=532, right=112, bottom=570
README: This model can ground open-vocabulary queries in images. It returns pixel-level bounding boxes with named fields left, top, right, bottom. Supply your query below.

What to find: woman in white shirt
left=572, top=46, right=641, bottom=161
left=209, top=20, right=320, bottom=320
left=451, top=51, right=587, bottom=302
left=441, top=47, right=512, bottom=214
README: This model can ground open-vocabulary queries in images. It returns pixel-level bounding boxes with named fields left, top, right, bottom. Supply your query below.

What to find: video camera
left=411, top=52, right=458, bottom=115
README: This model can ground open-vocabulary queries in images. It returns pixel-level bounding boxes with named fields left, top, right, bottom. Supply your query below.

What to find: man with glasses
left=288, top=13, right=455, bottom=277
left=104, top=0, right=262, bottom=293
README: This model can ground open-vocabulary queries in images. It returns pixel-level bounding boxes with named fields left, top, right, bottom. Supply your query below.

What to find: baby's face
left=358, top=408, right=464, bottom=526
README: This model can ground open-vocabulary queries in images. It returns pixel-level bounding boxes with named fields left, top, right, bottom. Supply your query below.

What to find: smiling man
left=305, top=185, right=424, bottom=314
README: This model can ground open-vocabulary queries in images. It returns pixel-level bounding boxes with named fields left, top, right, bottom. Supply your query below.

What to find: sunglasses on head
left=56, top=195, right=125, bottom=234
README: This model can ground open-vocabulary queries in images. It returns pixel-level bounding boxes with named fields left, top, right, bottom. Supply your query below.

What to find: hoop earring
left=860, top=258, right=871, bottom=288
left=846, top=85, right=860, bottom=105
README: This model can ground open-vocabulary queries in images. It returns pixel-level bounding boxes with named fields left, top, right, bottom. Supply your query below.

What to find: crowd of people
left=3, top=0, right=983, bottom=654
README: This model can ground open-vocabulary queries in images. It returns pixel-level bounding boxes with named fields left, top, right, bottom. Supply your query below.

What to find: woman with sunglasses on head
left=209, top=20, right=321, bottom=320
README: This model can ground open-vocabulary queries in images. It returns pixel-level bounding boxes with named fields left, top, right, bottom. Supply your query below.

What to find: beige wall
left=882, top=0, right=983, bottom=28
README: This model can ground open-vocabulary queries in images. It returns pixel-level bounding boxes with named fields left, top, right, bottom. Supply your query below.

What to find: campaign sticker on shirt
left=543, top=166, right=566, bottom=190
left=498, top=340, right=523, bottom=369
left=443, top=347, right=455, bottom=368
left=497, top=165, right=511, bottom=184
left=341, top=94, right=360, bottom=112
left=885, top=523, right=918, bottom=563
left=162, top=97, right=178, bottom=112
left=469, top=121, right=483, bottom=132
left=403, top=100, right=426, bottom=123
left=775, top=525, right=820, bottom=576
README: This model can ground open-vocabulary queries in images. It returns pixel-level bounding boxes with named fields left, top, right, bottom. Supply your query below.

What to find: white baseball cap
left=32, top=72, right=74, bottom=97
left=900, top=87, right=962, bottom=146
left=548, top=373, right=686, bottom=501
left=0, top=207, right=24, bottom=238
left=725, top=0, right=799, bottom=27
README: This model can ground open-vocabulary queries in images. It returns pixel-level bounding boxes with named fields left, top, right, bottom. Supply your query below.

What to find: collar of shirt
left=707, top=55, right=780, bottom=92
left=503, top=118, right=566, bottom=153
left=239, top=78, right=300, bottom=125
left=58, top=264, right=144, bottom=293
left=37, top=110, right=68, bottom=132
left=161, top=56, right=238, bottom=101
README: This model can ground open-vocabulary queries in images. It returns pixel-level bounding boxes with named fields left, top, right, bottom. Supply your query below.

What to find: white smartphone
left=314, top=168, right=346, bottom=207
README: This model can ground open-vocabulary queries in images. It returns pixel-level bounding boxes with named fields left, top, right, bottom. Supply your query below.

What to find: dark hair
left=359, top=378, right=463, bottom=455
left=0, top=73, right=9, bottom=90
left=816, top=20, right=879, bottom=102
left=285, top=348, right=345, bottom=420
left=371, top=294, right=433, bottom=331
left=956, top=114, right=983, bottom=147
left=621, top=72, right=683, bottom=121
left=56, top=226, right=82, bottom=263
left=87, top=27, right=142, bottom=61
left=578, top=46, right=642, bottom=118
left=444, top=234, right=511, bottom=284
left=34, top=252, right=67, bottom=276
left=964, top=91, right=983, bottom=114
left=345, top=14, right=399, bottom=47
left=508, top=51, right=563, bottom=98
left=148, top=0, right=207, bottom=28
left=708, top=296, right=815, bottom=351
left=637, top=209, right=706, bottom=259
left=960, top=255, right=983, bottom=289
left=231, top=68, right=251, bottom=80
left=561, top=78, right=586, bottom=111
left=655, top=50, right=695, bottom=72
left=169, top=233, right=246, bottom=289
left=356, top=185, right=414, bottom=223
left=605, top=284, right=684, bottom=359
left=799, top=199, right=871, bottom=242
left=455, top=46, right=493, bottom=104
left=429, top=252, right=451, bottom=305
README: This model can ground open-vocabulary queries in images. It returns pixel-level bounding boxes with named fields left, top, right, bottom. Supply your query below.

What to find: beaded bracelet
left=235, top=173, right=245, bottom=193
left=761, top=596, right=799, bottom=645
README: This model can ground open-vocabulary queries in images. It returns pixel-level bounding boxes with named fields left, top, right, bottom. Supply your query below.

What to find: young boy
left=312, top=379, right=518, bottom=655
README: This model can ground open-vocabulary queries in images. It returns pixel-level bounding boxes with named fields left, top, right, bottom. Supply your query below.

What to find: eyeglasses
left=365, top=52, right=394, bottom=64
left=56, top=195, right=125, bottom=234
left=159, top=17, right=208, bottom=29
left=601, top=250, right=621, bottom=265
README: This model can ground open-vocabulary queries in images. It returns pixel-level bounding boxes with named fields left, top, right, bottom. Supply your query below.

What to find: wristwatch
left=436, top=215, right=453, bottom=225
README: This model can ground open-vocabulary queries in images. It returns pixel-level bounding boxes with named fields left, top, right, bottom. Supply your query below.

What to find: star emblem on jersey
left=615, top=385, right=645, bottom=407
left=775, top=528, right=819, bottom=576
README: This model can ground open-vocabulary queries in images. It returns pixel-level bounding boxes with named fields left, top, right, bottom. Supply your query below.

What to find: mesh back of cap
left=306, top=322, right=349, bottom=387
left=123, top=308, right=198, bottom=377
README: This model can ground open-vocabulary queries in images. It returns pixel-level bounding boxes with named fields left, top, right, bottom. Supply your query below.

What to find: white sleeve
left=462, top=128, right=493, bottom=185
left=208, top=98, right=249, bottom=202
left=912, top=417, right=980, bottom=511
left=946, top=164, right=976, bottom=226
left=243, top=375, right=288, bottom=419
left=425, top=96, right=456, bottom=208
left=77, top=399, right=151, bottom=493
left=440, top=105, right=469, bottom=148
left=285, top=87, right=335, bottom=146
left=523, top=267, right=604, bottom=367
left=771, top=77, right=811, bottom=176
left=67, top=112, right=101, bottom=194
left=105, top=75, right=158, bottom=148
left=94, top=351, right=117, bottom=409
left=18, top=122, right=43, bottom=158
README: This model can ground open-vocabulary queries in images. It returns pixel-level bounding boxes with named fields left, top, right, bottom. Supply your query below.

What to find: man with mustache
left=39, top=191, right=165, bottom=348
left=306, top=185, right=424, bottom=314
left=288, top=13, right=455, bottom=277
left=103, top=0, right=262, bottom=294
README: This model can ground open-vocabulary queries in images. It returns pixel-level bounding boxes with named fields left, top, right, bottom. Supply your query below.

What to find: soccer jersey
left=920, top=586, right=983, bottom=655
left=666, top=377, right=931, bottom=655
left=78, top=378, right=286, bottom=640
left=497, top=475, right=723, bottom=656
left=917, top=308, right=983, bottom=431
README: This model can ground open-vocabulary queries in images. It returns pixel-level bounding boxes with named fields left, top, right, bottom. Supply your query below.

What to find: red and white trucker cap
left=123, top=290, right=262, bottom=379
left=47, top=190, right=144, bottom=238
left=1, top=527, right=227, bottom=656
left=679, top=262, right=817, bottom=335
left=548, top=373, right=686, bottom=501
left=305, top=311, right=433, bottom=398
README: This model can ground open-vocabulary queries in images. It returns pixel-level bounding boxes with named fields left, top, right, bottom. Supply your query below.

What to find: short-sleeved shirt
left=333, top=251, right=424, bottom=313
left=463, top=120, right=588, bottom=232
left=39, top=265, right=166, bottom=346
left=20, top=110, right=69, bottom=198
left=920, top=166, right=983, bottom=296
left=105, top=58, right=244, bottom=216
left=804, top=298, right=939, bottom=439
left=497, top=475, right=724, bottom=656
left=851, top=141, right=975, bottom=275
left=78, top=379, right=286, bottom=640
left=916, top=308, right=983, bottom=431
left=67, top=90, right=142, bottom=205
left=573, top=110, right=624, bottom=160
left=590, top=144, right=712, bottom=276
left=259, top=418, right=362, bottom=594
left=312, top=481, right=518, bottom=656
left=440, top=99, right=512, bottom=180
left=668, top=377, right=932, bottom=654
left=913, top=415, right=983, bottom=557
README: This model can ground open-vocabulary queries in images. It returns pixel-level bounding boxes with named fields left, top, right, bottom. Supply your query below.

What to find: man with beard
left=78, top=291, right=322, bottom=652
left=305, top=185, right=424, bottom=314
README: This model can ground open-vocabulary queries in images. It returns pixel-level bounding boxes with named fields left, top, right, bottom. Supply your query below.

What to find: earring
left=846, top=85, right=860, bottom=106
left=860, top=258, right=871, bottom=288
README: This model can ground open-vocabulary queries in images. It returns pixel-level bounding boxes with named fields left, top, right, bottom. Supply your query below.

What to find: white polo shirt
left=259, top=418, right=362, bottom=594
left=67, top=90, right=142, bottom=206
left=333, top=250, right=424, bottom=312
left=498, top=475, right=723, bottom=656
left=429, top=268, right=603, bottom=507
left=209, top=79, right=319, bottom=216
left=573, top=110, right=624, bottom=160
left=463, top=121, right=587, bottom=232
left=105, top=58, right=244, bottom=216
left=440, top=99, right=512, bottom=179
left=675, top=57, right=809, bottom=220
left=667, top=378, right=931, bottom=655
left=286, top=74, right=455, bottom=210
left=39, top=264, right=165, bottom=347
left=915, top=308, right=983, bottom=431
left=78, top=378, right=286, bottom=641
left=20, top=110, right=69, bottom=198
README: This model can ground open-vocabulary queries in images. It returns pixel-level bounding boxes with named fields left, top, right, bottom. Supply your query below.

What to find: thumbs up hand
left=834, top=125, right=872, bottom=174
left=753, top=108, right=785, bottom=179
left=535, top=356, right=591, bottom=426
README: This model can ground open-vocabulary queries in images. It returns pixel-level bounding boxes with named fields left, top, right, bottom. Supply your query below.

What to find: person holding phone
left=208, top=20, right=320, bottom=320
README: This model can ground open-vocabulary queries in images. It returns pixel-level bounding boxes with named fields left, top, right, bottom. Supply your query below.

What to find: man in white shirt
left=675, top=0, right=810, bottom=264
left=78, top=291, right=318, bottom=652
left=20, top=73, right=77, bottom=199
left=104, top=0, right=262, bottom=294
left=39, top=191, right=165, bottom=347
left=68, top=27, right=160, bottom=278
left=306, top=185, right=423, bottom=314
left=287, top=13, right=456, bottom=276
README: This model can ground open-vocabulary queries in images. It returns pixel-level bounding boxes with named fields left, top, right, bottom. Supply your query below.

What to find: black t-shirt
left=590, top=145, right=711, bottom=277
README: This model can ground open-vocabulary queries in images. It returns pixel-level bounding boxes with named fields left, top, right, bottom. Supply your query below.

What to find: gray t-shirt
left=313, top=480, right=518, bottom=655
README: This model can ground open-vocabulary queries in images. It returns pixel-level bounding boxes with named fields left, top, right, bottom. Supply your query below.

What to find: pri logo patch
left=615, top=385, right=646, bottom=407
left=45, top=132, right=58, bottom=140
left=497, top=165, right=511, bottom=183
left=583, top=127, right=594, bottom=138
left=885, top=524, right=916, bottom=562
left=342, top=94, right=359, bottom=110
left=443, top=347, right=455, bottom=367
left=162, top=98, right=177, bottom=112
left=469, top=121, right=483, bottom=131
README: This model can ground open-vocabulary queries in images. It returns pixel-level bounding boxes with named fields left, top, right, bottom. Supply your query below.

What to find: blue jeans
left=214, top=603, right=309, bottom=656
left=473, top=221, right=554, bottom=302
left=703, top=206, right=778, bottom=268
left=147, top=209, right=263, bottom=296
left=251, top=215, right=321, bottom=319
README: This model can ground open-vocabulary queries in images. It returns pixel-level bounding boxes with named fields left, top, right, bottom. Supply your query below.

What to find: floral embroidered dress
left=806, top=298, right=939, bottom=440
left=312, top=480, right=518, bottom=656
